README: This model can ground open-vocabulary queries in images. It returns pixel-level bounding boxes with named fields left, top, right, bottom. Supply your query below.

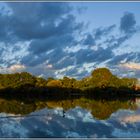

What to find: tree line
left=0, top=68, right=139, bottom=101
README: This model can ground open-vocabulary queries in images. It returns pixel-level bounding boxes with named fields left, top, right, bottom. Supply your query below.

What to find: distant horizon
left=0, top=67, right=139, bottom=82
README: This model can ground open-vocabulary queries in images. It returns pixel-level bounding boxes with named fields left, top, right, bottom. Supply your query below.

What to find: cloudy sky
left=0, top=2, right=140, bottom=79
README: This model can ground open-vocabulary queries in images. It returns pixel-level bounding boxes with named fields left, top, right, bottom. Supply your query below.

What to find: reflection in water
left=135, top=98, right=140, bottom=107
left=0, top=97, right=137, bottom=119
left=0, top=106, right=140, bottom=138
left=47, top=98, right=137, bottom=120
left=0, top=97, right=139, bottom=138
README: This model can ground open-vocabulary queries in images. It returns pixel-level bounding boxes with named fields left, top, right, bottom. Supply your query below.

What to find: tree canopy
left=0, top=67, right=138, bottom=100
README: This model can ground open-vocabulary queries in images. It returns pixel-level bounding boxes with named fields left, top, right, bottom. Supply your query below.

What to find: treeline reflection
left=0, top=97, right=138, bottom=120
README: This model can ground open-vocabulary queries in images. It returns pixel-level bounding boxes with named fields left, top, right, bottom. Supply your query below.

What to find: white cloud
left=122, top=114, right=140, bottom=123
left=119, top=62, right=140, bottom=70
left=64, top=44, right=88, bottom=53
left=37, top=74, right=45, bottom=78
left=46, top=64, right=53, bottom=69
left=0, top=64, right=26, bottom=73
left=10, top=64, right=26, bottom=72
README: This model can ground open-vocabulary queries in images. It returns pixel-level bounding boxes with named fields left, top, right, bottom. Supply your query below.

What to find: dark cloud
left=0, top=14, right=13, bottom=42
left=21, top=53, right=46, bottom=67
left=54, top=56, right=75, bottom=69
left=0, top=47, right=4, bottom=56
left=81, top=25, right=116, bottom=48
left=29, top=33, right=75, bottom=55
left=8, top=3, right=73, bottom=40
left=82, top=34, right=95, bottom=46
left=107, top=53, right=132, bottom=65
left=120, top=12, right=136, bottom=34
left=0, top=3, right=82, bottom=43
left=11, top=3, right=83, bottom=68
left=94, top=25, right=116, bottom=40
left=65, top=67, right=89, bottom=79
left=75, top=47, right=113, bottom=65
left=47, top=49, right=69, bottom=67
left=107, top=52, right=140, bottom=65
left=8, top=3, right=71, bottom=19
left=21, top=48, right=74, bottom=69
left=106, top=35, right=129, bottom=49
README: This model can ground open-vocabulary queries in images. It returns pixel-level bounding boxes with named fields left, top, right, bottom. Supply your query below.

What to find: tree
left=47, top=80, right=62, bottom=87
left=36, top=77, right=48, bottom=87
left=90, top=68, right=113, bottom=88
left=61, top=76, right=76, bottom=88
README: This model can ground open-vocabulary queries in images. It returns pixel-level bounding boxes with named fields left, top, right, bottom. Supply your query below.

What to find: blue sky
left=73, top=2, right=140, bottom=27
left=0, top=2, right=140, bottom=79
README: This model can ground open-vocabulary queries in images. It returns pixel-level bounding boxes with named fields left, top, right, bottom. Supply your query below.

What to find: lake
left=0, top=97, right=140, bottom=138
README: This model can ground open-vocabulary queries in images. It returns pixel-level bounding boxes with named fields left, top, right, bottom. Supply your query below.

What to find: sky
left=0, top=2, right=140, bottom=79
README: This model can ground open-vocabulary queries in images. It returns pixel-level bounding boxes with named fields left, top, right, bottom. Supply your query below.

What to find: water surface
left=0, top=97, right=139, bottom=138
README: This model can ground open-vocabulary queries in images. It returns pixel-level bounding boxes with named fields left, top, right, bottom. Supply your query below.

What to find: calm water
left=0, top=97, right=140, bottom=138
